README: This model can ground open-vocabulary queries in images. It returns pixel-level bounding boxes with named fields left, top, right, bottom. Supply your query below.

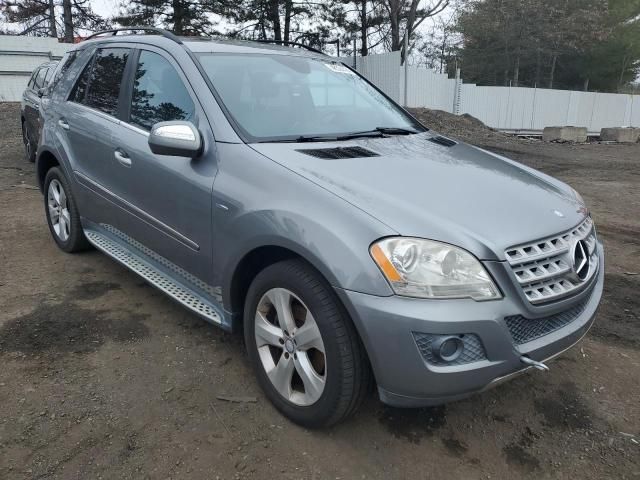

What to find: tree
left=1, top=0, right=107, bottom=40
left=115, top=0, right=223, bottom=36
left=380, top=0, right=449, bottom=62
left=454, top=0, right=626, bottom=90
left=1, top=0, right=58, bottom=36
left=224, top=0, right=331, bottom=45
left=332, top=0, right=388, bottom=56
left=576, top=0, right=640, bottom=90
left=416, top=12, right=459, bottom=73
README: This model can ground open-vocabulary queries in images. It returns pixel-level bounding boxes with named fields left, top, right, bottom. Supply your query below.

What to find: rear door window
left=128, top=50, right=195, bottom=131
left=85, top=48, right=130, bottom=117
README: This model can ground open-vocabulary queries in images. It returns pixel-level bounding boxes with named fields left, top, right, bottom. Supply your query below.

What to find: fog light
left=432, top=335, right=464, bottom=362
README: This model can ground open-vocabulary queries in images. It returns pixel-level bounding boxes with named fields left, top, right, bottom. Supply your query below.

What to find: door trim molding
left=74, top=170, right=200, bottom=251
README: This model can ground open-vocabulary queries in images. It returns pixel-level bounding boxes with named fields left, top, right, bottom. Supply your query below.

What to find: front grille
left=505, top=217, right=598, bottom=304
left=505, top=297, right=589, bottom=345
left=413, top=333, right=486, bottom=366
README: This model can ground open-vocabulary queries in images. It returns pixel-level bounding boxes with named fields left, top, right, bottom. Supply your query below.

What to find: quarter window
left=69, top=59, right=91, bottom=104
left=33, top=68, right=48, bottom=90
left=86, top=48, right=130, bottom=117
left=50, top=51, right=79, bottom=90
left=129, top=51, right=195, bottom=131
left=27, top=69, right=38, bottom=89
left=44, top=66, right=55, bottom=84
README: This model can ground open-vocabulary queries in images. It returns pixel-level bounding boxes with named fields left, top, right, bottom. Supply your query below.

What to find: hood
left=249, top=133, right=587, bottom=260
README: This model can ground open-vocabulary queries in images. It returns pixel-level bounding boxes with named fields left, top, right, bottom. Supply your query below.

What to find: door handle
left=58, top=119, right=69, bottom=130
left=114, top=149, right=132, bottom=167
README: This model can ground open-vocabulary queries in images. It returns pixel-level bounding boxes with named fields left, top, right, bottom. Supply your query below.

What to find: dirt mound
left=409, top=108, right=512, bottom=144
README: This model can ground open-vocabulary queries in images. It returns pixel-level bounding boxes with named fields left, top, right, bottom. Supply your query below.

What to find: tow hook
left=520, top=355, right=550, bottom=372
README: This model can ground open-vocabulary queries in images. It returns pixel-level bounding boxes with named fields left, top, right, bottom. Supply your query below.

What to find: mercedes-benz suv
left=35, top=28, right=604, bottom=427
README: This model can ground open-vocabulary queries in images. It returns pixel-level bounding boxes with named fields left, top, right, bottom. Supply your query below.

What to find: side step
left=84, top=229, right=222, bottom=325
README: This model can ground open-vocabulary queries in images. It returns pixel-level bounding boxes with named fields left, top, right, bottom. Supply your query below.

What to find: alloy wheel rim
left=255, top=288, right=326, bottom=406
left=47, top=179, right=70, bottom=242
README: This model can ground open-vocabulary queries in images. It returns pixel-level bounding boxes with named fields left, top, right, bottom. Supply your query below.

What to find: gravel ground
left=0, top=102, right=639, bottom=479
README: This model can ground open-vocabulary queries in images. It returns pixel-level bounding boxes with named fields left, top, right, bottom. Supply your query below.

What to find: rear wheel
left=22, top=122, right=35, bottom=162
left=44, top=167, right=90, bottom=253
left=244, top=259, right=371, bottom=427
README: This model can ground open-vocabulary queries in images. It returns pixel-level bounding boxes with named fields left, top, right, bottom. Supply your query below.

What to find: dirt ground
left=0, top=101, right=638, bottom=480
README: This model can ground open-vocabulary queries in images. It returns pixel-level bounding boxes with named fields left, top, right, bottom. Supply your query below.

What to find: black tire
left=22, top=122, right=36, bottom=163
left=44, top=167, right=91, bottom=253
left=244, top=259, right=371, bottom=428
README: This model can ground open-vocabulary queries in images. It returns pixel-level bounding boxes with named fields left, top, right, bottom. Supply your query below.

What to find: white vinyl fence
left=342, top=51, right=640, bottom=133
left=0, top=36, right=71, bottom=101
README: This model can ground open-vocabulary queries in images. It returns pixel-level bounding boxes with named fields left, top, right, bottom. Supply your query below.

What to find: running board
left=84, top=229, right=222, bottom=325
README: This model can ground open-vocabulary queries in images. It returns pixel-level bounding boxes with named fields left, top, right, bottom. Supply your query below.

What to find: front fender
left=211, top=143, right=397, bottom=312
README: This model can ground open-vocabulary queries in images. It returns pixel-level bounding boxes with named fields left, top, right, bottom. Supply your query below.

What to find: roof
left=76, top=30, right=327, bottom=58
left=182, top=38, right=326, bottom=57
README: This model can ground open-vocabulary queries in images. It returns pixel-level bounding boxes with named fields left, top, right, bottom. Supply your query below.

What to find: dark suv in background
left=34, top=28, right=604, bottom=427
left=21, top=60, right=58, bottom=162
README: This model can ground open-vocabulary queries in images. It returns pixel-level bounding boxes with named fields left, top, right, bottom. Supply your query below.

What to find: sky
left=92, top=0, right=120, bottom=19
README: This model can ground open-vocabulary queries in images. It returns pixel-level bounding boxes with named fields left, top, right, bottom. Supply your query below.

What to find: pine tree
left=1, top=0, right=58, bottom=36
left=115, top=0, right=223, bottom=36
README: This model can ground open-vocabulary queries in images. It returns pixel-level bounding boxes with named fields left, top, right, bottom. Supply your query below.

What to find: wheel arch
left=36, top=149, right=61, bottom=192
left=224, top=241, right=343, bottom=332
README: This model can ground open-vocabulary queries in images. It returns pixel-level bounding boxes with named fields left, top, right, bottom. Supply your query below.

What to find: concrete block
left=600, top=127, right=640, bottom=143
left=543, top=126, right=588, bottom=143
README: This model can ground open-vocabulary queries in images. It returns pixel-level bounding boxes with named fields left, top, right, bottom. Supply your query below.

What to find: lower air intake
left=504, top=297, right=589, bottom=346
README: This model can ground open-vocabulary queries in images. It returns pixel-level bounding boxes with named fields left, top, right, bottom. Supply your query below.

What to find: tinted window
left=33, top=68, right=48, bottom=89
left=129, top=51, right=194, bottom=131
left=69, top=59, right=92, bottom=104
left=86, top=48, right=130, bottom=117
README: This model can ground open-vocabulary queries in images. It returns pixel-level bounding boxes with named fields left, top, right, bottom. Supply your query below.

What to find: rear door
left=61, top=46, right=134, bottom=226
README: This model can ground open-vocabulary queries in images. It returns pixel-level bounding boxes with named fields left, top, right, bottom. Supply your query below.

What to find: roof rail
left=253, top=39, right=324, bottom=55
left=84, top=27, right=183, bottom=44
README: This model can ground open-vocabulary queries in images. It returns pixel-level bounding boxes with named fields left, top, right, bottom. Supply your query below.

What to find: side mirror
left=148, top=121, right=202, bottom=158
left=37, top=87, right=46, bottom=97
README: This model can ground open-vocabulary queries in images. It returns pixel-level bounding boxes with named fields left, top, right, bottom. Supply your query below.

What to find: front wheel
left=244, top=259, right=371, bottom=428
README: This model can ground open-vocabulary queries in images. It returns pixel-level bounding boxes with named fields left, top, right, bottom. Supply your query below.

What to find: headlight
left=571, top=187, right=584, bottom=205
left=370, top=238, right=501, bottom=300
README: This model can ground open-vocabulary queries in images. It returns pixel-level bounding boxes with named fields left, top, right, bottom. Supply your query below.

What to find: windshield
left=197, top=53, right=424, bottom=142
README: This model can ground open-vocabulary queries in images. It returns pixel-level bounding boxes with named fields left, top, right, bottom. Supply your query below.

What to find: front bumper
left=335, top=245, right=604, bottom=408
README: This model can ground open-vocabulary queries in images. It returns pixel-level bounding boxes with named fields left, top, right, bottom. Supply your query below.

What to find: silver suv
left=36, top=28, right=604, bottom=427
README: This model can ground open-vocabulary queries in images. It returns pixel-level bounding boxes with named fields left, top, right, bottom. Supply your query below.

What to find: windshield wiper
left=258, top=127, right=420, bottom=143
left=337, top=126, right=419, bottom=140
left=337, top=131, right=385, bottom=140
left=259, top=135, right=339, bottom=143
left=374, top=126, right=420, bottom=135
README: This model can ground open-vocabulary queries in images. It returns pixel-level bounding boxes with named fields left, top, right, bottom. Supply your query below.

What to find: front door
left=105, top=46, right=217, bottom=293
